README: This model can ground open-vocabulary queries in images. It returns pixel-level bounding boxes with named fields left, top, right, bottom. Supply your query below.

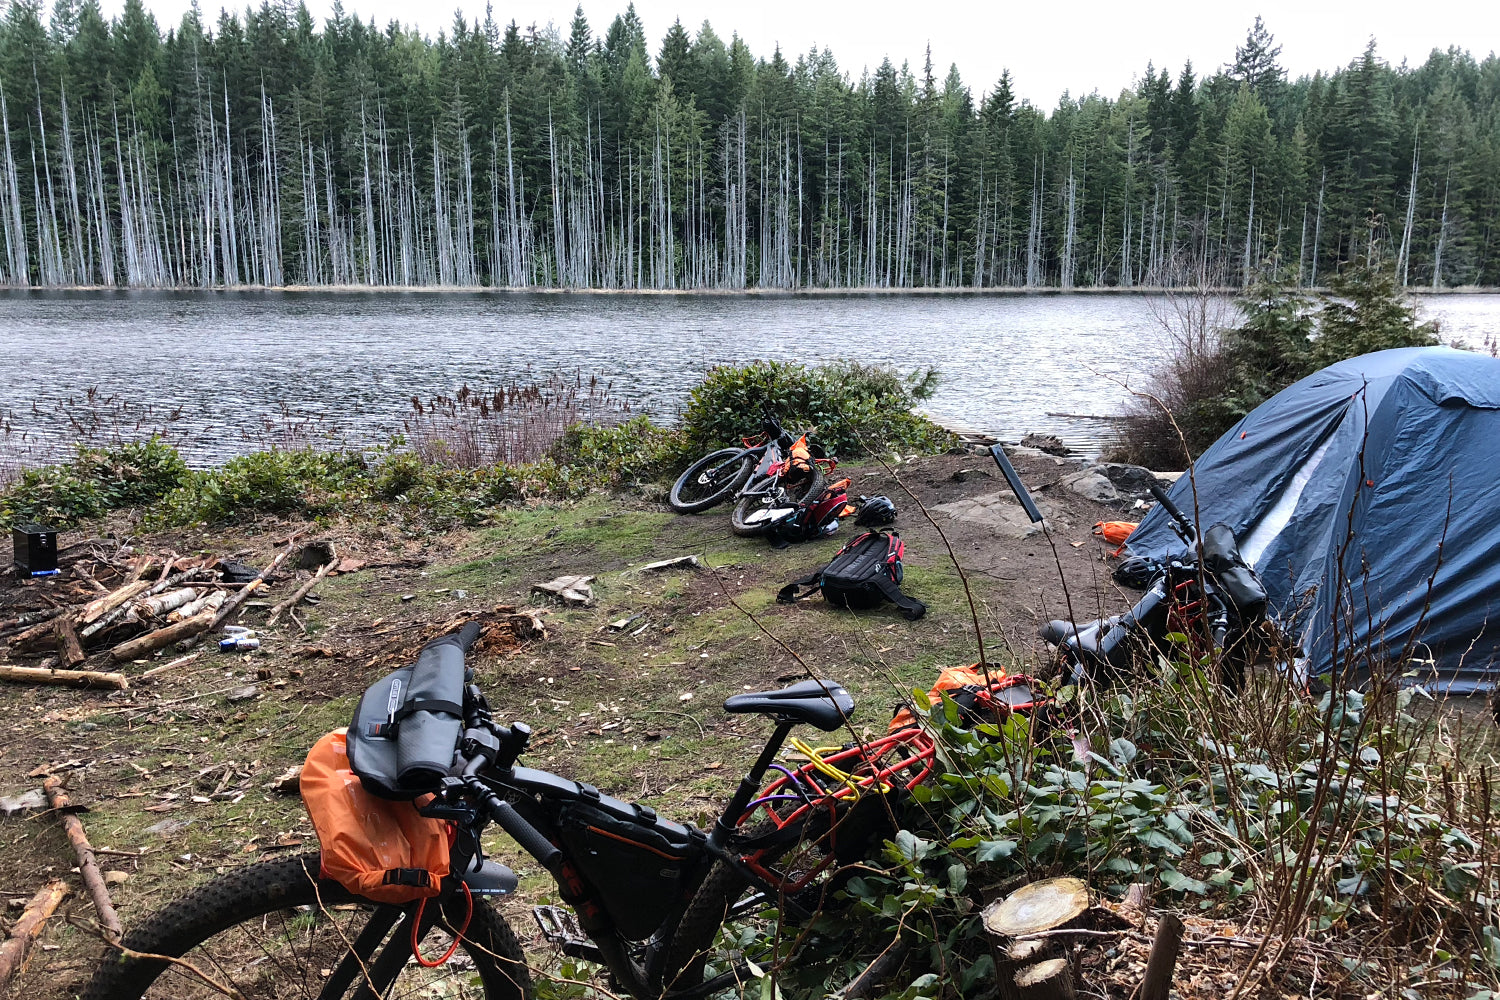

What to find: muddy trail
left=0, top=449, right=1139, bottom=997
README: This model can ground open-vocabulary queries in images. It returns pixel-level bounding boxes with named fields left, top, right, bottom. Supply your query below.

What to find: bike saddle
left=723, top=679, right=854, bottom=731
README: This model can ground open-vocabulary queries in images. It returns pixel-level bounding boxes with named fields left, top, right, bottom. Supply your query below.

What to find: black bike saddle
left=723, top=679, right=854, bottom=731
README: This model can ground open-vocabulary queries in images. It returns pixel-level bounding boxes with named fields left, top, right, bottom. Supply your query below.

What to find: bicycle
left=83, top=625, right=937, bottom=1000
left=667, top=420, right=832, bottom=528
left=1040, top=481, right=1270, bottom=689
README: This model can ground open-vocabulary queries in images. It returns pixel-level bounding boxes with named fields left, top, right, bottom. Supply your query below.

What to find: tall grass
left=402, top=373, right=630, bottom=468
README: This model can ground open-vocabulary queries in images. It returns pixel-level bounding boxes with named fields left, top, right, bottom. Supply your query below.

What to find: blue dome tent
left=1125, top=346, right=1500, bottom=693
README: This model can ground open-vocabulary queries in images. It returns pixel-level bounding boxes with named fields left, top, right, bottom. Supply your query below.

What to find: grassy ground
left=0, top=450, right=1131, bottom=996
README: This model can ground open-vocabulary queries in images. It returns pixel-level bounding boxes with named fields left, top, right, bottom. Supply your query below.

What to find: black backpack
left=776, top=531, right=926, bottom=620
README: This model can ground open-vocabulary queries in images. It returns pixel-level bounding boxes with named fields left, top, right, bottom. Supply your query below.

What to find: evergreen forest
left=0, top=2, right=1496, bottom=289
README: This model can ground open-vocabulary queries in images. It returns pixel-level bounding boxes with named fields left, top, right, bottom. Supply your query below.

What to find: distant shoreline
left=0, top=284, right=1496, bottom=297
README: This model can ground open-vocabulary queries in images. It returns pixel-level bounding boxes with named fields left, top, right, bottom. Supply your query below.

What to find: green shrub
left=0, top=437, right=189, bottom=526
left=679, top=360, right=954, bottom=458
left=550, top=416, right=686, bottom=485
left=154, top=448, right=369, bottom=525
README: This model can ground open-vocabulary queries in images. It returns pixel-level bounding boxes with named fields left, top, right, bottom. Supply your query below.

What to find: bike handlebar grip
left=489, top=797, right=562, bottom=872
left=453, top=621, right=482, bottom=653
left=1148, top=481, right=1192, bottom=530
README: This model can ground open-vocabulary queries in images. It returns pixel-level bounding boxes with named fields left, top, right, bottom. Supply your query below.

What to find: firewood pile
left=0, top=537, right=311, bottom=688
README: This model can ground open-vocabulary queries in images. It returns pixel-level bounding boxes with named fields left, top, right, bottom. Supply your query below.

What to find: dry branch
left=139, top=652, right=201, bottom=679
left=0, top=665, right=128, bottom=689
left=109, top=609, right=217, bottom=662
left=1139, top=913, right=1184, bottom=1000
left=268, top=555, right=335, bottom=626
left=0, top=880, right=69, bottom=991
left=41, top=777, right=122, bottom=943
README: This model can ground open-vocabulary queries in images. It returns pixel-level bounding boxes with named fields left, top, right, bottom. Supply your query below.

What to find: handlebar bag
left=300, top=729, right=450, bottom=904
left=556, top=794, right=694, bottom=940
left=1201, top=523, right=1268, bottom=616
left=346, top=632, right=468, bottom=800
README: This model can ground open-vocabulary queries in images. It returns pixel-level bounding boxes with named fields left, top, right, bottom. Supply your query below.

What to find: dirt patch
left=0, top=452, right=1140, bottom=996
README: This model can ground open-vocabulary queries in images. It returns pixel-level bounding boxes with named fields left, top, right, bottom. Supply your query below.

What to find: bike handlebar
left=1148, top=481, right=1195, bottom=539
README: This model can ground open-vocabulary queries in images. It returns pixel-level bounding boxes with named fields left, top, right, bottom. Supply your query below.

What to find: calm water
left=2, top=290, right=1496, bottom=464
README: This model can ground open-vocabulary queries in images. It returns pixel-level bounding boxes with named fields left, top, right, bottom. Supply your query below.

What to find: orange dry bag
left=889, top=664, right=1043, bottom=732
left=1092, top=521, right=1138, bottom=558
left=300, top=729, right=451, bottom=904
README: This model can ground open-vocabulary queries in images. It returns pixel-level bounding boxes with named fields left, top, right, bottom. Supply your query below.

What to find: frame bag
left=776, top=531, right=926, bottom=620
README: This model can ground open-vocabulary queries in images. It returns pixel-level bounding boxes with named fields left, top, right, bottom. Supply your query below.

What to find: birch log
left=41, top=777, right=122, bottom=942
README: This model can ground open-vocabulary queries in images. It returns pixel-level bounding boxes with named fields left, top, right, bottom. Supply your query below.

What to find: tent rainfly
left=1126, top=346, right=1500, bottom=693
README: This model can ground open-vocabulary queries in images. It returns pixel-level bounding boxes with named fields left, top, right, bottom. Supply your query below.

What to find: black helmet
left=855, top=495, right=898, bottom=527
left=1112, top=555, right=1160, bottom=590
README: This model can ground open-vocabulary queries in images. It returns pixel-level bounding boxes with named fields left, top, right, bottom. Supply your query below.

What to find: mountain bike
left=83, top=626, right=936, bottom=1000
left=1039, top=481, right=1269, bottom=688
left=667, top=418, right=788, bottom=514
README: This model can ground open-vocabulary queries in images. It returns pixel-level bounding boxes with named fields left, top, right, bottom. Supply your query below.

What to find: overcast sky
left=110, top=0, right=1500, bottom=107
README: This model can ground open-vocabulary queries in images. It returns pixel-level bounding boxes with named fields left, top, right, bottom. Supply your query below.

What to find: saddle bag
left=346, top=631, right=468, bottom=800
left=300, top=728, right=451, bottom=904
left=555, top=790, right=695, bottom=939
left=777, top=530, right=926, bottom=620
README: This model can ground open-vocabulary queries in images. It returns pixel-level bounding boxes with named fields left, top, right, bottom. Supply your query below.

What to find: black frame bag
left=777, top=530, right=926, bottom=620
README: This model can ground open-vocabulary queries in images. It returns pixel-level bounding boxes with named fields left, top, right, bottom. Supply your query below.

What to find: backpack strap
left=777, top=570, right=825, bottom=604
left=872, top=576, right=926, bottom=620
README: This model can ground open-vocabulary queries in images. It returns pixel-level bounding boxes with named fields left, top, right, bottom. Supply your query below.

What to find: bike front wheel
left=83, top=853, right=530, bottom=1000
left=668, top=448, right=754, bottom=514
left=729, top=466, right=826, bottom=537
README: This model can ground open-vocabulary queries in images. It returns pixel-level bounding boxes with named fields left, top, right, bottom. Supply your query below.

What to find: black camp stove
left=12, top=522, right=59, bottom=577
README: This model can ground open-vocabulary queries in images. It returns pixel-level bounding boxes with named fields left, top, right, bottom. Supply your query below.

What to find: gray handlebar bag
left=346, top=633, right=468, bottom=800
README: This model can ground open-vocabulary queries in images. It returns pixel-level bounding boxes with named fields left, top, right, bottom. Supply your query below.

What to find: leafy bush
left=719, top=654, right=1498, bottom=996
left=154, top=448, right=370, bottom=525
left=550, top=416, right=686, bottom=486
left=679, top=360, right=954, bottom=458
left=0, top=437, right=189, bottom=526
left=1114, top=248, right=1440, bottom=468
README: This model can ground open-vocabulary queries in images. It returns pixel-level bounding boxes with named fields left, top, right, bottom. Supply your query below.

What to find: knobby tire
left=668, top=449, right=753, bottom=514
left=729, top=466, right=826, bottom=537
left=82, top=852, right=530, bottom=1000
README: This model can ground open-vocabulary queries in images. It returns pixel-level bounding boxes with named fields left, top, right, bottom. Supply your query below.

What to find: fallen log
left=79, top=580, right=151, bottom=625
left=267, top=555, right=335, bottom=626
left=109, top=609, right=216, bottom=662
left=185, top=539, right=297, bottom=649
left=41, top=777, right=122, bottom=943
left=0, top=665, right=128, bottom=690
left=132, top=586, right=200, bottom=620
left=53, top=617, right=86, bottom=668
left=7, top=619, right=61, bottom=654
left=0, top=608, right=68, bottom=635
left=139, top=652, right=201, bottom=679
left=168, top=589, right=225, bottom=623
left=0, top=880, right=69, bottom=991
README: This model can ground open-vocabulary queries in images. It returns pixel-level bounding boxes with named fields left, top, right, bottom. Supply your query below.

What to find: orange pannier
left=300, top=729, right=451, bottom=904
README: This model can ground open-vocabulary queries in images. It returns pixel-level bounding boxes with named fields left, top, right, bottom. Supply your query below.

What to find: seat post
left=709, top=719, right=794, bottom=850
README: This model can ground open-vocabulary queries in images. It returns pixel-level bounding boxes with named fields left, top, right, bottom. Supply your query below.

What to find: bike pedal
left=531, top=905, right=602, bottom=962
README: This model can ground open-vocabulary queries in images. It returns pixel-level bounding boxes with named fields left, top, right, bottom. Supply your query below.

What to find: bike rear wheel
left=668, top=448, right=754, bottom=514
left=729, top=466, right=826, bottom=537
left=83, top=853, right=530, bottom=1000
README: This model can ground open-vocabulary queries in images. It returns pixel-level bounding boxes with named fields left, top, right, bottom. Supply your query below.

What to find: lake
left=2, top=290, right=1496, bottom=465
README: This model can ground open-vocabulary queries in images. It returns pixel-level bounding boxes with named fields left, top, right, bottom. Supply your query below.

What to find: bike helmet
left=855, top=495, right=898, bottom=527
left=1112, top=555, right=1160, bottom=590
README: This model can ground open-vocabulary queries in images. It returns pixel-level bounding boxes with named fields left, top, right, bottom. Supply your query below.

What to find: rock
left=532, top=575, right=595, bottom=607
left=1020, top=433, right=1070, bottom=456
left=0, top=789, right=46, bottom=816
left=933, top=492, right=1054, bottom=538
left=144, top=817, right=193, bottom=836
left=950, top=468, right=992, bottom=484
left=226, top=685, right=260, bottom=703
left=103, top=870, right=130, bottom=886
left=1059, top=469, right=1120, bottom=503
left=1096, top=463, right=1163, bottom=497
